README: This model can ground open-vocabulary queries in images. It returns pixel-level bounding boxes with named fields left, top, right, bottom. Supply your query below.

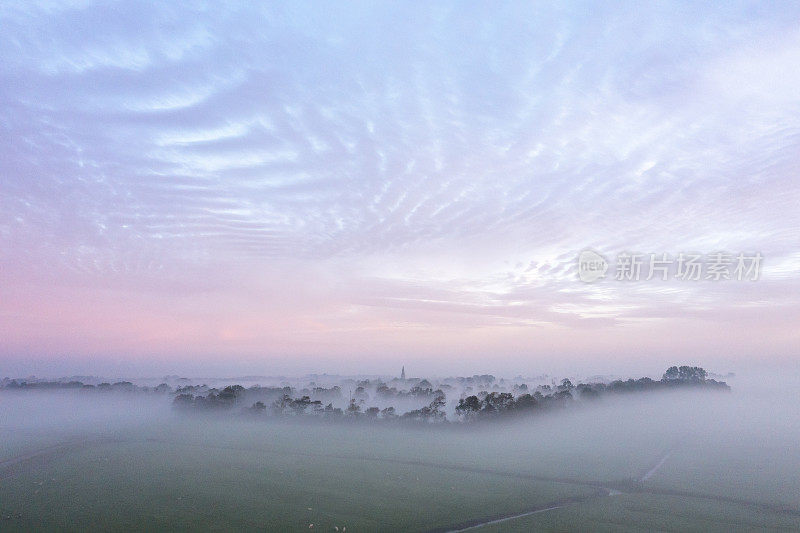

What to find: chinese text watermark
left=577, top=250, right=762, bottom=283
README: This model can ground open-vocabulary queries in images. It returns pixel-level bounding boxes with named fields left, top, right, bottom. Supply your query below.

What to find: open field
left=476, top=494, right=800, bottom=532
left=2, top=387, right=800, bottom=531
left=0, top=433, right=596, bottom=532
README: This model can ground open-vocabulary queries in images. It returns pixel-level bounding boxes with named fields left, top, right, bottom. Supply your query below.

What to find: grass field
left=2, top=389, right=800, bottom=531
left=0, top=431, right=595, bottom=531
left=476, top=494, right=800, bottom=532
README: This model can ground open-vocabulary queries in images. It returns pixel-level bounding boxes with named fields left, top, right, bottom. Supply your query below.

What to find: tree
left=173, top=393, right=194, bottom=409
left=663, top=366, right=680, bottom=381
left=678, top=366, right=706, bottom=382
left=514, top=393, right=538, bottom=411
left=354, top=386, right=369, bottom=400
left=577, top=384, right=600, bottom=400
left=456, top=395, right=481, bottom=419
left=346, top=398, right=361, bottom=416
left=376, top=385, right=396, bottom=398
left=553, top=390, right=573, bottom=404
left=290, top=396, right=313, bottom=415
left=272, top=394, right=292, bottom=415
left=483, top=392, right=514, bottom=413
left=662, top=366, right=707, bottom=383
left=112, top=381, right=134, bottom=392
left=219, top=385, right=245, bottom=403
left=428, top=393, right=446, bottom=420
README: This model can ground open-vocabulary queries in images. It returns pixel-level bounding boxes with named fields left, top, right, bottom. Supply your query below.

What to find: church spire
left=401, top=366, right=406, bottom=380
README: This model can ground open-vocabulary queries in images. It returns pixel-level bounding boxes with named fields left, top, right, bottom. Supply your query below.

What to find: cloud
left=1, top=1, right=798, bottom=371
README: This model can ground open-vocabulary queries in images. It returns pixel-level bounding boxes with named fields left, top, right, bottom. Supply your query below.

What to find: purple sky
left=1, top=2, right=799, bottom=377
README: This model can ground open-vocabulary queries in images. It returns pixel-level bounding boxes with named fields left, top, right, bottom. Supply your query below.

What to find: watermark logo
left=576, top=250, right=762, bottom=283
left=577, top=249, right=609, bottom=283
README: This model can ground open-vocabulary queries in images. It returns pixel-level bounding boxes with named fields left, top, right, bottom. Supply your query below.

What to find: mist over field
left=2, top=367, right=800, bottom=530
left=2, top=0, right=800, bottom=531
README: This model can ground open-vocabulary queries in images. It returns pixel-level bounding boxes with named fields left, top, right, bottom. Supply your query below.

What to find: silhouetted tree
left=456, top=395, right=481, bottom=420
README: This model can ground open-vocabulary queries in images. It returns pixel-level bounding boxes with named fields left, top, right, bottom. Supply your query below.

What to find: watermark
left=576, top=250, right=762, bottom=283
left=577, top=249, right=609, bottom=282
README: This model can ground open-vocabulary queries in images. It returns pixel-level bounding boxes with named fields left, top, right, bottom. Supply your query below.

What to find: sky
left=1, top=1, right=799, bottom=378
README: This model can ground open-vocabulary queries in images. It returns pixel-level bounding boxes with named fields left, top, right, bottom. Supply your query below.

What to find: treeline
left=0, top=379, right=172, bottom=393
left=172, top=366, right=729, bottom=423
left=172, top=386, right=449, bottom=422
left=454, top=366, right=729, bottom=421
left=1, top=366, right=728, bottom=425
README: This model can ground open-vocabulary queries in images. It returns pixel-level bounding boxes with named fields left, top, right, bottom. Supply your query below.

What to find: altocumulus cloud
left=1, top=1, right=799, bottom=372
